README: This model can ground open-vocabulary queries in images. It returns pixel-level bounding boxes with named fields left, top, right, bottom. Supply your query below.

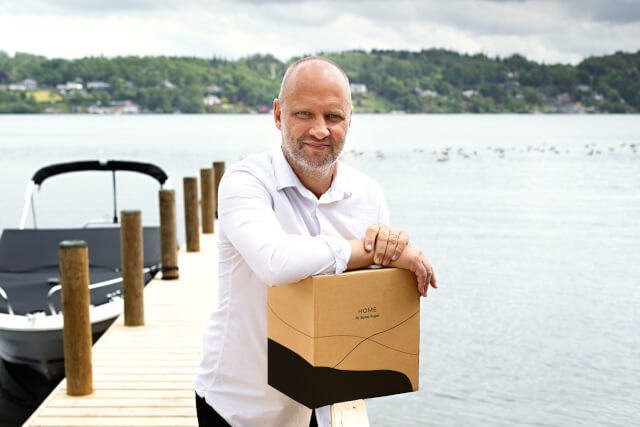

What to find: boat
left=0, top=160, right=171, bottom=379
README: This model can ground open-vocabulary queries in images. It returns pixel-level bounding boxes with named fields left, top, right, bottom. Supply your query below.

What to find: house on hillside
left=552, top=93, right=586, bottom=113
left=8, top=82, right=26, bottom=91
left=23, top=79, right=38, bottom=90
left=462, top=89, right=478, bottom=98
left=57, top=81, right=84, bottom=95
left=111, top=100, right=140, bottom=114
left=87, top=81, right=110, bottom=91
left=87, top=103, right=115, bottom=114
left=203, top=95, right=222, bottom=106
left=8, top=79, right=37, bottom=91
left=350, top=83, right=367, bottom=95
left=57, top=82, right=83, bottom=91
left=414, top=88, right=438, bottom=97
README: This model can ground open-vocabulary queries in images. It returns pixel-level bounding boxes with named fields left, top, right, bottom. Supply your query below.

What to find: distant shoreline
left=1, top=49, right=638, bottom=114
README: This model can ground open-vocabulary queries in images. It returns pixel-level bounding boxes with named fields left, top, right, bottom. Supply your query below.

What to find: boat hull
left=0, top=299, right=122, bottom=379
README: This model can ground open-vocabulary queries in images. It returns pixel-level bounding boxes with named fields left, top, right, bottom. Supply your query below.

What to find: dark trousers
left=195, top=393, right=318, bottom=427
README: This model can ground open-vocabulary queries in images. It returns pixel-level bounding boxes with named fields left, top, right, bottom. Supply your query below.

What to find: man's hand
left=389, top=245, right=437, bottom=297
left=364, top=224, right=409, bottom=266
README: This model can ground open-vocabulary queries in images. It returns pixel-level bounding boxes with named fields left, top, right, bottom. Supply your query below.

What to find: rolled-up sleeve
left=317, top=235, right=351, bottom=274
left=219, top=169, right=351, bottom=286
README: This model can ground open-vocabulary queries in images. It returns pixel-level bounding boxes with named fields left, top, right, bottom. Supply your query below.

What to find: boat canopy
left=20, top=159, right=171, bottom=229
left=32, top=160, right=169, bottom=187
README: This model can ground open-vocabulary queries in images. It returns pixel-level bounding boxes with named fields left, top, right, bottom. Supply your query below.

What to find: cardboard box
left=267, top=267, right=420, bottom=408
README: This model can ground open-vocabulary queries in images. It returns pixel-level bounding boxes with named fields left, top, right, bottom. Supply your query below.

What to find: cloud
left=558, top=0, right=640, bottom=23
left=0, top=0, right=638, bottom=63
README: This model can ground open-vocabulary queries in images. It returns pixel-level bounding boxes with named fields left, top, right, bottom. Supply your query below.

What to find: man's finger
left=364, top=225, right=379, bottom=252
left=374, top=227, right=390, bottom=265
left=430, top=267, right=438, bottom=289
left=382, top=232, right=399, bottom=266
left=414, top=262, right=428, bottom=296
left=392, top=231, right=409, bottom=261
left=424, top=258, right=437, bottom=289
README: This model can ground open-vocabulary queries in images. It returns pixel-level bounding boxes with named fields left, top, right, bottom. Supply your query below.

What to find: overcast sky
left=1, top=0, right=639, bottom=64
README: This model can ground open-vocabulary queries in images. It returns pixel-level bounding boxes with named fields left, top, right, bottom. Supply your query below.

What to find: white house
left=415, top=88, right=438, bottom=97
left=57, top=82, right=83, bottom=92
left=9, top=83, right=26, bottom=91
left=111, top=100, right=140, bottom=114
left=350, top=83, right=367, bottom=95
left=462, top=89, right=479, bottom=98
left=203, top=95, right=222, bottom=106
left=8, top=79, right=37, bottom=91
left=23, top=79, right=38, bottom=90
left=87, top=81, right=110, bottom=90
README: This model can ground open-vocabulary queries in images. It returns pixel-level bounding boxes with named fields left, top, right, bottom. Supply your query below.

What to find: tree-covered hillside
left=0, top=49, right=638, bottom=113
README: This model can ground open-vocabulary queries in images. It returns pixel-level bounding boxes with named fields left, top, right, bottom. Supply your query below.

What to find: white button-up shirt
left=195, top=148, right=389, bottom=427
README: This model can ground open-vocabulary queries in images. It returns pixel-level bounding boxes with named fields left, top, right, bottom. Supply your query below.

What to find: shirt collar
left=274, top=147, right=302, bottom=191
left=273, top=147, right=352, bottom=203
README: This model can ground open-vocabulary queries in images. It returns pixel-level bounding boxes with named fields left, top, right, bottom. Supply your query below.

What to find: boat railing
left=82, top=219, right=119, bottom=228
left=46, top=265, right=159, bottom=315
left=0, top=285, right=15, bottom=315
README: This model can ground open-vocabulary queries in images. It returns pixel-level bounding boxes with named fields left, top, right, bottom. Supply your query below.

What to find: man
left=194, top=56, right=437, bottom=427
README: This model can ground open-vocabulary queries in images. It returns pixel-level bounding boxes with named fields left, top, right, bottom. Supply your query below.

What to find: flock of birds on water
left=343, top=142, right=638, bottom=162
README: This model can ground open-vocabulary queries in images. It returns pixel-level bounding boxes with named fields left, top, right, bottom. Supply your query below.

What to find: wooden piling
left=213, top=161, right=225, bottom=219
left=200, top=168, right=214, bottom=234
left=183, top=177, right=200, bottom=252
left=121, top=210, right=145, bottom=327
left=58, top=240, right=93, bottom=396
left=159, top=189, right=179, bottom=280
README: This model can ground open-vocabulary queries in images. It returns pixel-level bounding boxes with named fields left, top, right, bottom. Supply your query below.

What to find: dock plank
left=47, top=398, right=195, bottom=408
left=39, top=407, right=195, bottom=417
left=28, top=417, right=198, bottom=427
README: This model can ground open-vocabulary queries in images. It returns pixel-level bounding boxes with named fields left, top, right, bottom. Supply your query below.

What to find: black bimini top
left=32, top=160, right=169, bottom=187
left=0, top=227, right=161, bottom=315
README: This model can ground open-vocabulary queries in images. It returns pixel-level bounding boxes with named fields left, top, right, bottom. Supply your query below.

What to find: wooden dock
left=24, top=229, right=369, bottom=427
left=24, top=233, right=219, bottom=426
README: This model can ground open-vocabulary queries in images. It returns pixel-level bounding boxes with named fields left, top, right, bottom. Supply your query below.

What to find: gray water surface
left=1, top=114, right=639, bottom=426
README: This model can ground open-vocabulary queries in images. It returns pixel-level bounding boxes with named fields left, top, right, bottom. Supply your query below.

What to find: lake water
left=1, top=114, right=639, bottom=426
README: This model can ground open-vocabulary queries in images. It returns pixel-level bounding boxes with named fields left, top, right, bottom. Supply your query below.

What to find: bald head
left=273, top=56, right=353, bottom=192
left=277, top=56, right=352, bottom=109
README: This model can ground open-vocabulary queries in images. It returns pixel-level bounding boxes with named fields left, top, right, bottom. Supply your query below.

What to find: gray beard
left=281, top=134, right=340, bottom=175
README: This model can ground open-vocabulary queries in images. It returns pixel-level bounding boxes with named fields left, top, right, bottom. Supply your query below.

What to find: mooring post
left=58, top=240, right=93, bottom=396
left=213, top=161, right=225, bottom=219
left=121, top=210, right=145, bottom=326
left=159, top=189, right=179, bottom=280
left=200, top=168, right=214, bottom=234
left=183, top=176, right=200, bottom=252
